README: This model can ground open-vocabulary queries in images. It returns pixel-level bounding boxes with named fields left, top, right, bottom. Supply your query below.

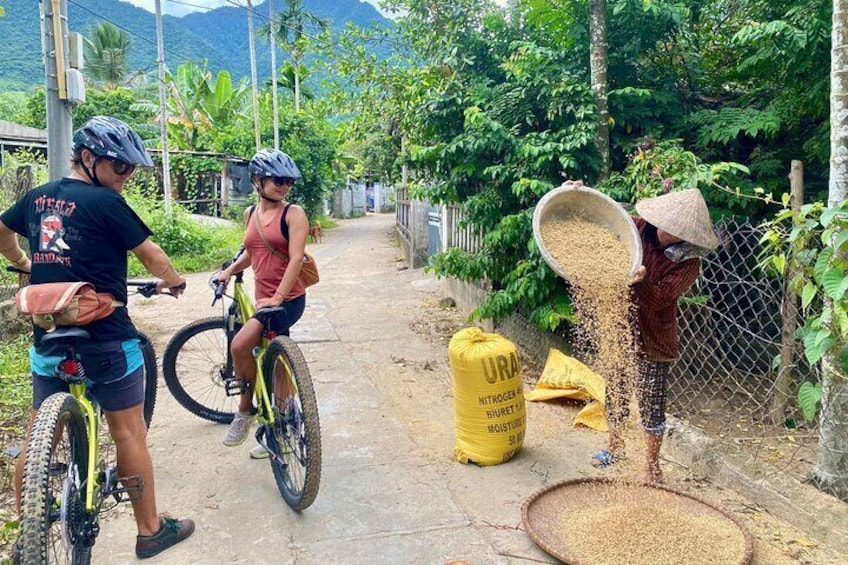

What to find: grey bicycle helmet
left=248, top=149, right=302, bottom=180
left=73, top=116, right=154, bottom=167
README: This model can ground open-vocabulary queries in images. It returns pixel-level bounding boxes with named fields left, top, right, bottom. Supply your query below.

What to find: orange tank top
left=244, top=204, right=306, bottom=301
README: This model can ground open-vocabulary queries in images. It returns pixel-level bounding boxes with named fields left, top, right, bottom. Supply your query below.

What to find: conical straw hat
left=635, top=189, right=719, bottom=250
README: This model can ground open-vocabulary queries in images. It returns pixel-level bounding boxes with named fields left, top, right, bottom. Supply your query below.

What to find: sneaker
left=135, top=515, right=195, bottom=559
left=222, top=411, right=254, bottom=446
left=249, top=444, right=271, bottom=459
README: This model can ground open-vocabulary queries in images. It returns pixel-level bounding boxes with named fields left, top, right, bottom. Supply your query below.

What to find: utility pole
left=247, top=0, right=261, bottom=151
left=42, top=0, right=73, bottom=180
left=269, top=0, right=280, bottom=150
left=154, top=0, right=173, bottom=213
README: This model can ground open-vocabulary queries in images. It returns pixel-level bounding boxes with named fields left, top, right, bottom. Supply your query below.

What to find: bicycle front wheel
left=21, top=393, right=90, bottom=565
left=138, top=332, right=157, bottom=428
left=261, top=336, right=322, bottom=511
left=162, top=317, right=238, bottom=423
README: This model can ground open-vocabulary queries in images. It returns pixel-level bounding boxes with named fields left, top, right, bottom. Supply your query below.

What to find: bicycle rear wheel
left=162, top=317, right=238, bottom=423
left=261, top=336, right=322, bottom=511
left=138, top=332, right=157, bottom=428
left=21, top=393, right=91, bottom=565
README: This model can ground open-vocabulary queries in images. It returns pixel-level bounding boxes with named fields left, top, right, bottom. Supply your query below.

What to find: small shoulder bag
left=250, top=206, right=320, bottom=289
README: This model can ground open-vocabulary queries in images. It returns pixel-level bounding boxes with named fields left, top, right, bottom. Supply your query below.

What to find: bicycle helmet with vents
left=72, top=116, right=154, bottom=167
left=248, top=149, right=302, bottom=180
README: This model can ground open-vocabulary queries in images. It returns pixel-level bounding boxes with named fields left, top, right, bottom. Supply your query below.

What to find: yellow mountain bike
left=162, top=252, right=322, bottom=511
left=16, top=277, right=163, bottom=564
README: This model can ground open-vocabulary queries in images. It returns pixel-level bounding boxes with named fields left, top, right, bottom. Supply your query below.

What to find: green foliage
left=14, top=88, right=46, bottom=129
left=74, top=88, right=152, bottom=131
left=0, top=90, right=25, bottom=122
left=83, top=21, right=133, bottom=89
left=122, top=181, right=243, bottom=276
left=760, top=199, right=848, bottom=372
left=133, top=62, right=250, bottom=151
left=596, top=138, right=754, bottom=218
left=0, top=149, right=48, bottom=211
left=798, top=381, right=822, bottom=424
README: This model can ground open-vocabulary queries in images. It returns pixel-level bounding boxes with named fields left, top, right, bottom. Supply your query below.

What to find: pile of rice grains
left=539, top=215, right=748, bottom=564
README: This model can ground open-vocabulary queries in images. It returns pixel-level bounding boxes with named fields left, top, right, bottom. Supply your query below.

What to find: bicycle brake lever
left=212, top=280, right=226, bottom=307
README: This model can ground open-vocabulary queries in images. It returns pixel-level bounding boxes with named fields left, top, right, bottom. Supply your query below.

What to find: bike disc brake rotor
left=60, top=464, right=85, bottom=550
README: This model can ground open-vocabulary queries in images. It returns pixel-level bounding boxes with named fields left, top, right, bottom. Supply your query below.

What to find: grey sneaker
left=249, top=444, right=270, bottom=459
left=223, top=412, right=254, bottom=446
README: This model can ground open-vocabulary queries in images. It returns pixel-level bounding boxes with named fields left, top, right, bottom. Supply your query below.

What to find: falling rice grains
left=539, top=215, right=638, bottom=390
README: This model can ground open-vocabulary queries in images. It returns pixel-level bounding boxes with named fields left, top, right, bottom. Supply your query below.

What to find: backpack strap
left=281, top=204, right=291, bottom=242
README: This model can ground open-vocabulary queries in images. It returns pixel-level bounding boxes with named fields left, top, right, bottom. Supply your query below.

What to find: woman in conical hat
left=591, top=188, right=718, bottom=483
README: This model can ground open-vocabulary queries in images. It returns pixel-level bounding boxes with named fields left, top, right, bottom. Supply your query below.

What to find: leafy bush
left=122, top=182, right=243, bottom=276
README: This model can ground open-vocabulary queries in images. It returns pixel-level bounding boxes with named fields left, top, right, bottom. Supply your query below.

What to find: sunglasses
left=270, top=176, right=295, bottom=186
left=106, top=157, right=136, bottom=176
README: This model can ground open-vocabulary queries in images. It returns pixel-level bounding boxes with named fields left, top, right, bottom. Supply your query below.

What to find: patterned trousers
left=606, top=358, right=671, bottom=436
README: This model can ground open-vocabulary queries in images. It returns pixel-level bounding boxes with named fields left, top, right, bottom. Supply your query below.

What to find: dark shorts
left=266, top=294, right=306, bottom=336
left=30, top=339, right=145, bottom=412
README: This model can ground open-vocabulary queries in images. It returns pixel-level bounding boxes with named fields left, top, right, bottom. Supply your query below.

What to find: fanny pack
left=15, top=282, right=124, bottom=332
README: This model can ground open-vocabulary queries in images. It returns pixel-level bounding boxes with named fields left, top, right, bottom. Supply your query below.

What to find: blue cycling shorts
left=30, top=338, right=145, bottom=412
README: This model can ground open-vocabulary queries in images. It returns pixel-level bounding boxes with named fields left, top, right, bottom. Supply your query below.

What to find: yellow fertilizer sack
left=525, top=349, right=609, bottom=432
left=449, top=327, right=526, bottom=465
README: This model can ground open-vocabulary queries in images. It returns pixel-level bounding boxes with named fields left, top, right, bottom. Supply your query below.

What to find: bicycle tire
left=138, top=332, right=157, bottom=428
left=262, top=336, right=322, bottom=511
left=21, top=393, right=90, bottom=565
left=162, top=317, right=238, bottom=424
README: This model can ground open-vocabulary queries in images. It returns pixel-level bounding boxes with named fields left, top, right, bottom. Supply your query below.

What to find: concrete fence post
left=410, top=199, right=430, bottom=268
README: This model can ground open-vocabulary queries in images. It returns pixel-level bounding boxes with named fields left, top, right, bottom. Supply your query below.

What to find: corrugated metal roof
left=0, top=120, right=48, bottom=144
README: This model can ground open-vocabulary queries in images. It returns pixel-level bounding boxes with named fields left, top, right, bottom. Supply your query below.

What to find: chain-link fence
left=670, top=218, right=818, bottom=481
left=434, top=205, right=822, bottom=481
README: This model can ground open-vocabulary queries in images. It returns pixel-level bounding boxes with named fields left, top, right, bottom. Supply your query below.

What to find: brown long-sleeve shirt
left=632, top=217, right=701, bottom=361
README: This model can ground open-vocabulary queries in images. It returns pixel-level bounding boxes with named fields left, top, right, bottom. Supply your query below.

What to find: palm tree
left=83, top=22, right=133, bottom=89
left=259, top=0, right=328, bottom=112
left=264, top=62, right=315, bottom=102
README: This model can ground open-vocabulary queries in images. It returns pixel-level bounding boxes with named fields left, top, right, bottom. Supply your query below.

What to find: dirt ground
left=2, top=213, right=847, bottom=564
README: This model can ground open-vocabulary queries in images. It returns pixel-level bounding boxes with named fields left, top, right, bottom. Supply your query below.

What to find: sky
left=124, top=0, right=392, bottom=18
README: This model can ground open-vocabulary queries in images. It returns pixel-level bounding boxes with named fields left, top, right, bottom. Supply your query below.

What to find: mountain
left=0, top=0, right=391, bottom=91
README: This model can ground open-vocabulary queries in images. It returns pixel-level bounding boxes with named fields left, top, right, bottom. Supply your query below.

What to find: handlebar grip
left=138, top=283, right=158, bottom=298
left=6, top=265, right=29, bottom=275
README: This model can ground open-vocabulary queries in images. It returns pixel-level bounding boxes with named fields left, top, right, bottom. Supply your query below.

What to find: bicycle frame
left=228, top=273, right=278, bottom=427
left=67, top=380, right=101, bottom=512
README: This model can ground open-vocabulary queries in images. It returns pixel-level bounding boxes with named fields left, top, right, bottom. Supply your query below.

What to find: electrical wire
left=68, top=0, right=206, bottom=68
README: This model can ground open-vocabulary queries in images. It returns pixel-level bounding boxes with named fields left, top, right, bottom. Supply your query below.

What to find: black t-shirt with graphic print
left=0, top=178, right=153, bottom=342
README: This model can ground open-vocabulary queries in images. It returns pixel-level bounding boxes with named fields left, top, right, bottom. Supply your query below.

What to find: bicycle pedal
left=108, top=474, right=144, bottom=502
left=224, top=377, right=251, bottom=396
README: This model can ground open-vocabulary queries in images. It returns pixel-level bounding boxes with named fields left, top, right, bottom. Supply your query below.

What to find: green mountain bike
left=161, top=254, right=322, bottom=511
left=15, top=276, right=163, bottom=564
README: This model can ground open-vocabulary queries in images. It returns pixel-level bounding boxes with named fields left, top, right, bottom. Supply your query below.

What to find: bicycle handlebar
left=7, top=266, right=184, bottom=298
left=128, top=280, right=186, bottom=298
left=209, top=247, right=246, bottom=307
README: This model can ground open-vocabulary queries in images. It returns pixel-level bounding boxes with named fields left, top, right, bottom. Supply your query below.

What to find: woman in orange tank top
left=215, top=149, right=309, bottom=456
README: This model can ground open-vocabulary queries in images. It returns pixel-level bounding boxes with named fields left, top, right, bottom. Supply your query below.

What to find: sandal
left=590, top=449, right=621, bottom=469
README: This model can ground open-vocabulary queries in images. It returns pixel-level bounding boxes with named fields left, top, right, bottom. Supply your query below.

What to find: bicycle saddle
left=40, top=327, right=91, bottom=346
left=254, top=306, right=287, bottom=321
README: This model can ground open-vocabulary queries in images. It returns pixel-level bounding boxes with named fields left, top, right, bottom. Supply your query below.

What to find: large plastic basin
left=532, top=184, right=643, bottom=280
